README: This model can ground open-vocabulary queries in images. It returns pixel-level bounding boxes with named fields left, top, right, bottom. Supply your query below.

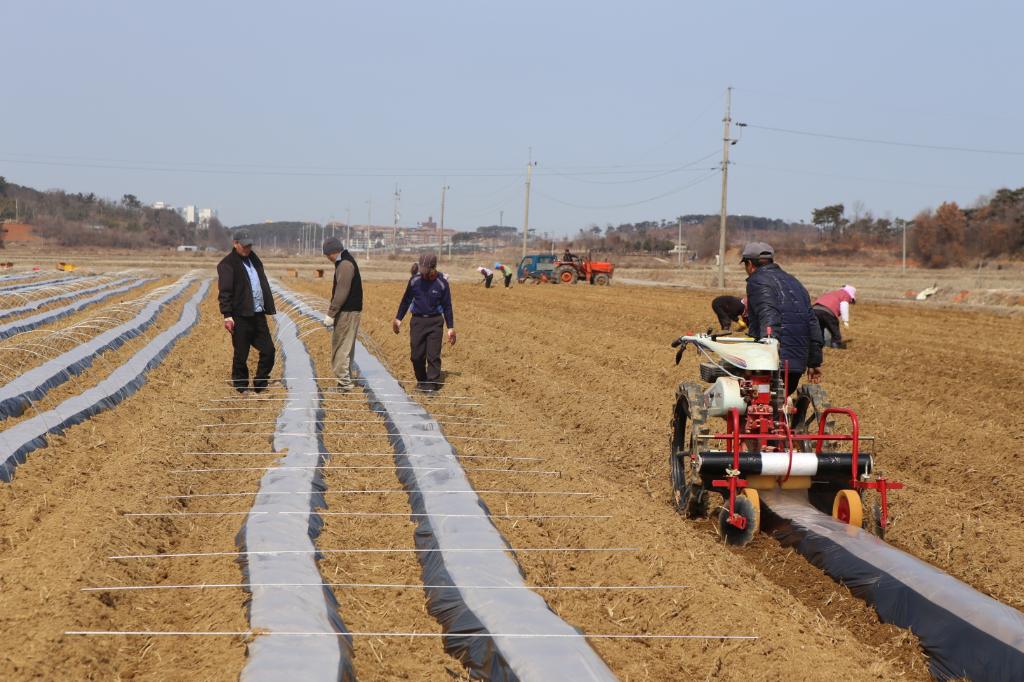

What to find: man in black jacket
left=741, top=242, right=823, bottom=394
left=217, top=230, right=276, bottom=394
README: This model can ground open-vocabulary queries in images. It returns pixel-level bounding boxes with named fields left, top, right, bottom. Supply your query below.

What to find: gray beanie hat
left=322, top=236, right=344, bottom=255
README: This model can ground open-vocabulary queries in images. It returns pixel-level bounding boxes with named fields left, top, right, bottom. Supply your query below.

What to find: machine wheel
left=861, top=488, right=885, bottom=538
left=718, top=495, right=758, bottom=546
left=593, top=273, right=610, bottom=286
left=670, top=382, right=709, bottom=518
left=790, top=383, right=834, bottom=452
left=742, top=488, right=761, bottom=535
left=555, top=266, right=578, bottom=284
left=832, top=489, right=863, bottom=527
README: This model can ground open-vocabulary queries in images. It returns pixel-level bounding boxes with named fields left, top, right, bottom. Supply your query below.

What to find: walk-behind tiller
left=669, top=332, right=903, bottom=545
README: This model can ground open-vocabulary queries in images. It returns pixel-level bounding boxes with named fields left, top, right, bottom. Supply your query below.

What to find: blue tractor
left=516, top=254, right=558, bottom=283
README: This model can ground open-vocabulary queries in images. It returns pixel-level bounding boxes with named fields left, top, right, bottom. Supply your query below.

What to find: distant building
left=198, top=208, right=217, bottom=231
left=152, top=201, right=171, bottom=210
left=180, top=205, right=198, bottom=224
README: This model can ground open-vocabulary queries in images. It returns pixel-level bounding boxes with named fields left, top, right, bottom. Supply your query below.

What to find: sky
left=2, top=0, right=1023, bottom=235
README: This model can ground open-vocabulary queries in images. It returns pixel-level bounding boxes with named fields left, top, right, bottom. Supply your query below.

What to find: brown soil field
left=0, top=285, right=260, bottom=680
left=2, top=267, right=1020, bottom=680
left=289, top=275, right=1024, bottom=680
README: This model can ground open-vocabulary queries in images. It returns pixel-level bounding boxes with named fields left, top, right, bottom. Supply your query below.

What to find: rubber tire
left=556, top=266, right=578, bottom=284
left=742, top=488, right=761, bottom=536
left=670, top=382, right=709, bottom=518
left=718, top=495, right=757, bottom=546
left=833, top=489, right=863, bottom=527
left=593, top=273, right=610, bottom=286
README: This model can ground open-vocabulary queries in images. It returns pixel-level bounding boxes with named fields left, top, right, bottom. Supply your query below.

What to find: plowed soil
left=0, top=284, right=257, bottom=680
left=287, top=274, right=1024, bottom=680
left=2, top=268, right=1019, bottom=681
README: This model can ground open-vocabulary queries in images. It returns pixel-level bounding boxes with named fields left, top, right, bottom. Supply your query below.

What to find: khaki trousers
left=331, top=311, right=361, bottom=389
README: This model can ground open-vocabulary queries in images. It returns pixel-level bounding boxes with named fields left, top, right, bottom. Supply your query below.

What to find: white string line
left=179, top=451, right=545, bottom=462
left=124, top=511, right=610, bottom=519
left=110, top=547, right=640, bottom=560
left=208, top=398, right=482, bottom=407
left=223, top=389, right=480, bottom=400
left=201, top=407, right=494, bottom=421
left=197, top=419, right=508, bottom=428
left=169, top=465, right=561, bottom=476
left=185, top=431, right=519, bottom=442
left=64, top=630, right=757, bottom=641
left=83, top=582, right=688, bottom=592
left=161, top=490, right=593, bottom=500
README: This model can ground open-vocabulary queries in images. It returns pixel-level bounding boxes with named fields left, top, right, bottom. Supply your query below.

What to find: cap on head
left=418, top=252, right=438, bottom=273
left=233, top=229, right=254, bottom=246
left=739, top=241, right=774, bottom=263
left=322, top=236, right=343, bottom=255
left=842, top=284, right=857, bottom=302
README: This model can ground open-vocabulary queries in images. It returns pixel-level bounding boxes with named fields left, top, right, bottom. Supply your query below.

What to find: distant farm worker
left=393, top=252, right=456, bottom=392
left=562, top=247, right=577, bottom=262
left=321, top=236, right=363, bottom=393
left=813, top=285, right=856, bottom=349
left=217, top=229, right=276, bottom=394
left=495, top=262, right=514, bottom=288
left=741, top=242, right=824, bottom=394
left=476, top=266, right=494, bottom=288
left=711, top=295, right=748, bottom=332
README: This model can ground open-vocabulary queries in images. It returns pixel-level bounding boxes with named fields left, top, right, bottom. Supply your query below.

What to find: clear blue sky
left=3, top=1, right=1022, bottom=235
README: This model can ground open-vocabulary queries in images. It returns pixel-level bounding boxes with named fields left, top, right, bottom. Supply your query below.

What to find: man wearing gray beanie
left=322, top=236, right=363, bottom=392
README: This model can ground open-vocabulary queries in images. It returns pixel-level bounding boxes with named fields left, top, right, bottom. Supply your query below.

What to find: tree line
left=0, top=178, right=228, bottom=249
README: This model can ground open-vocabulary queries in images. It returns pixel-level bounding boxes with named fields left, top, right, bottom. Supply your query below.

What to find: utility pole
left=392, top=184, right=401, bottom=255
left=678, top=217, right=683, bottom=268
left=717, top=86, right=733, bottom=289
left=439, top=184, right=450, bottom=258
left=366, top=198, right=372, bottom=262
left=522, top=149, right=536, bottom=259
left=902, top=219, right=907, bottom=273
left=499, top=209, right=504, bottom=227
left=345, top=207, right=351, bottom=250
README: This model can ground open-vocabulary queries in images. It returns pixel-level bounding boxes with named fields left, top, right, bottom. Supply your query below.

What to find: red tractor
left=553, top=251, right=614, bottom=285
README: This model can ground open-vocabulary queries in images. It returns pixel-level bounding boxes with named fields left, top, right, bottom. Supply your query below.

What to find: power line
left=534, top=169, right=719, bottom=210
left=545, top=150, right=720, bottom=185
left=739, top=123, right=1024, bottom=156
left=733, top=161, right=962, bottom=188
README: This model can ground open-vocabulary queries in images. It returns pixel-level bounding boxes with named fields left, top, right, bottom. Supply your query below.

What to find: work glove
left=843, top=321, right=849, bottom=329
left=223, top=317, right=235, bottom=333
left=323, top=314, right=334, bottom=327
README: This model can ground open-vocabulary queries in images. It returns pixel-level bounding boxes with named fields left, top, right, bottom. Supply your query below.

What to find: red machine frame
left=705, top=372, right=904, bottom=532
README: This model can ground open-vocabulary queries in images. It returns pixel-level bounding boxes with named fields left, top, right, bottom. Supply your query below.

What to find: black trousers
left=503, top=274, right=512, bottom=288
left=484, top=274, right=493, bottom=288
left=231, top=313, right=275, bottom=392
left=784, top=370, right=802, bottom=397
left=813, top=305, right=843, bottom=346
left=410, top=315, right=444, bottom=384
left=711, top=295, right=745, bottom=329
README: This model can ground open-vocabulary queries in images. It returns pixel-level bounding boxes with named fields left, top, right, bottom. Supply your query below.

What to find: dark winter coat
left=745, top=263, right=823, bottom=372
left=217, top=249, right=276, bottom=318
